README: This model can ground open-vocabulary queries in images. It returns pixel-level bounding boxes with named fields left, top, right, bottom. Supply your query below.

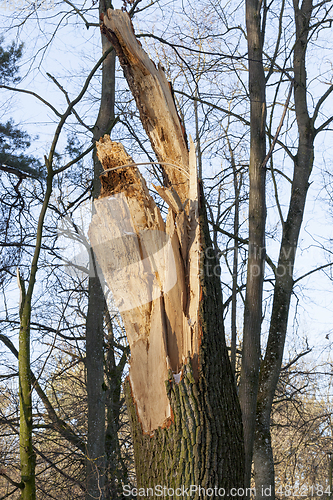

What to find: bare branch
left=312, top=83, right=333, bottom=125
left=314, top=114, right=333, bottom=135
left=281, top=349, right=312, bottom=371
left=0, top=85, right=61, bottom=117
left=293, top=261, right=333, bottom=284
left=54, top=143, right=95, bottom=175
left=46, top=72, right=92, bottom=132
left=47, top=44, right=114, bottom=168
left=62, top=0, right=93, bottom=29
left=0, top=334, right=85, bottom=454
left=137, top=32, right=246, bottom=60
left=262, top=83, right=293, bottom=169
left=0, top=470, right=24, bottom=490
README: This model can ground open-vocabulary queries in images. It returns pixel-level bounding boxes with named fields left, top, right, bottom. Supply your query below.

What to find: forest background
left=1, top=0, right=333, bottom=498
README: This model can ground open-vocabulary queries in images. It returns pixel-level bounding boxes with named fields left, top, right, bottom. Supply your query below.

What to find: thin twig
left=262, top=83, right=293, bottom=169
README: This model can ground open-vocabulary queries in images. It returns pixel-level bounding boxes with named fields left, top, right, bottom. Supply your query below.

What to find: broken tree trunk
left=89, top=9, right=244, bottom=497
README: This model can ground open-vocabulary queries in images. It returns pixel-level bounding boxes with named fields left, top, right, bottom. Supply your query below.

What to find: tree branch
left=0, top=85, right=61, bottom=117
left=262, top=83, right=293, bottom=169
left=175, top=88, right=295, bottom=161
left=281, top=348, right=312, bottom=371
left=46, top=72, right=93, bottom=132
left=0, top=470, right=24, bottom=489
left=210, top=222, right=277, bottom=275
left=312, top=83, right=333, bottom=125
left=314, top=115, right=333, bottom=135
left=137, top=32, right=246, bottom=60
left=293, top=261, right=333, bottom=284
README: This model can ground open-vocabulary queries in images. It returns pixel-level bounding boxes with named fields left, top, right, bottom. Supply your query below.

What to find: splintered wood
left=89, top=9, right=201, bottom=435
left=100, top=8, right=189, bottom=204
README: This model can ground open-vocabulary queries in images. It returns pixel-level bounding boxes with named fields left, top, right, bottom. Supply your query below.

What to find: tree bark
left=122, top=181, right=245, bottom=497
left=17, top=161, right=53, bottom=499
left=17, top=270, right=36, bottom=500
left=253, top=1, right=314, bottom=498
left=238, top=0, right=267, bottom=488
left=88, top=9, right=245, bottom=497
left=85, top=1, right=116, bottom=497
left=104, top=306, right=129, bottom=498
left=86, top=270, right=106, bottom=499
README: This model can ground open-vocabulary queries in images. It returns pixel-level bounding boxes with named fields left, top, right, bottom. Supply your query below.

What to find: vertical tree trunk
left=17, top=270, right=36, bottom=500
left=88, top=10, right=245, bottom=496
left=86, top=270, right=106, bottom=499
left=85, top=1, right=115, bottom=497
left=104, top=306, right=129, bottom=498
left=227, top=138, right=241, bottom=377
left=253, top=1, right=314, bottom=497
left=17, top=164, right=53, bottom=499
left=239, top=0, right=267, bottom=487
left=122, top=181, right=244, bottom=497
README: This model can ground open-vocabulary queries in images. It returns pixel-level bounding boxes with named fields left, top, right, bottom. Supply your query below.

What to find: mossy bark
left=18, top=319, right=36, bottom=500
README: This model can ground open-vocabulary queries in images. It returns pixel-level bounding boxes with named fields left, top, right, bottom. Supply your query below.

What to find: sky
left=1, top=0, right=333, bottom=377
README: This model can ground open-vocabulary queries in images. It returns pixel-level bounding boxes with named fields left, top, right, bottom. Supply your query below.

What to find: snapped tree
left=89, top=10, right=244, bottom=497
left=91, top=4, right=333, bottom=497
left=1, top=0, right=333, bottom=497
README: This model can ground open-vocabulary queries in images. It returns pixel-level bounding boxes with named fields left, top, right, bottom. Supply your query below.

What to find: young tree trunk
left=85, top=1, right=115, bottom=498
left=88, top=9, right=245, bottom=496
left=253, top=1, right=314, bottom=498
left=104, top=307, right=129, bottom=498
left=17, top=270, right=36, bottom=500
left=86, top=271, right=106, bottom=499
left=238, top=0, right=267, bottom=487
left=17, top=163, right=53, bottom=499
left=227, top=137, right=241, bottom=377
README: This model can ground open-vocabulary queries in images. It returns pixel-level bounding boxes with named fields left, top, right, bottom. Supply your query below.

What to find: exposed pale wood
left=129, top=296, right=171, bottom=434
left=153, top=185, right=183, bottom=214
left=88, top=139, right=173, bottom=432
left=186, top=140, right=201, bottom=377
left=88, top=136, right=201, bottom=431
left=163, top=210, right=187, bottom=373
left=100, top=9, right=189, bottom=203
left=175, top=210, right=188, bottom=263
left=89, top=22, right=201, bottom=431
